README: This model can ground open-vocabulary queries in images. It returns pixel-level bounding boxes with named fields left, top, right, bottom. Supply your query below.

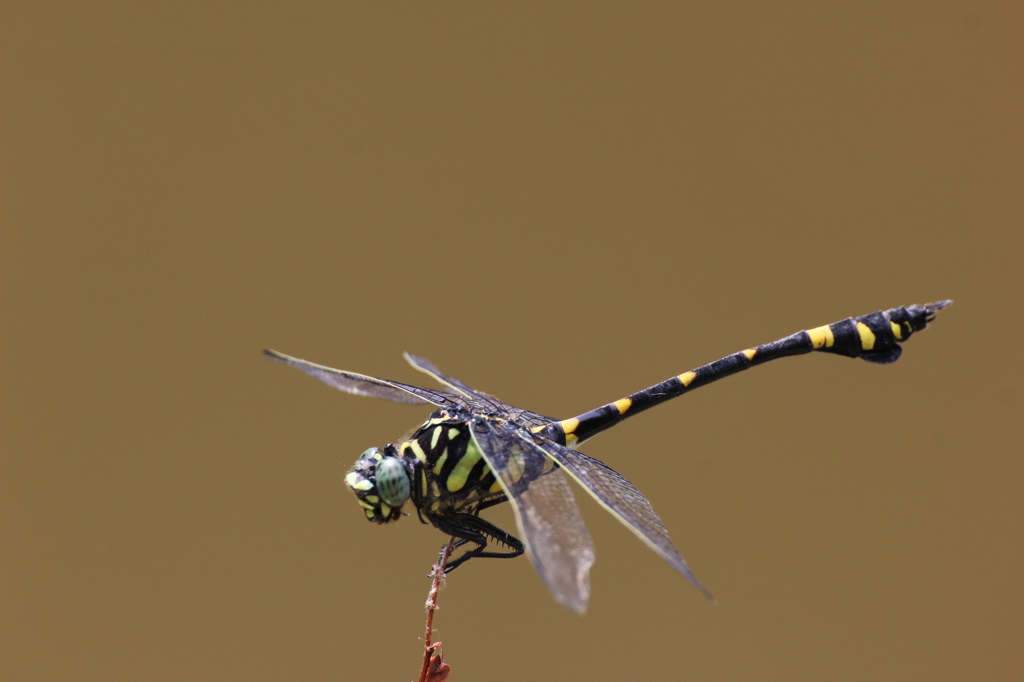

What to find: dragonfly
left=265, top=301, right=949, bottom=613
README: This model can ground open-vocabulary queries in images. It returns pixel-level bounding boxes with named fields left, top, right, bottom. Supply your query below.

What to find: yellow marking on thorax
left=406, top=439, right=428, bottom=463
left=499, top=442, right=527, bottom=486
left=365, top=495, right=379, bottom=504
left=742, top=348, right=757, bottom=361
left=614, top=397, right=632, bottom=415
left=890, top=321, right=903, bottom=340
left=365, top=509, right=376, bottom=519
left=489, top=479, right=503, bottom=494
left=677, top=371, right=696, bottom=386
left=446, top=440, right=483, bottom=492
left=345, top=472, right=374, bottom=491
left=504, top=466, right=524, bottom=486
left=357, top=499, right=375, bottom=511
left=430, top=426, right=443, bottom=449
left=448, top=427, right=461, bottom=439
left=806, top=324, right=835, bottom=349
left=379, top=502, right=391, bottom=517
left=856, top=321, right=876, bottom=350
left=432, top=451, right=448, bottom=476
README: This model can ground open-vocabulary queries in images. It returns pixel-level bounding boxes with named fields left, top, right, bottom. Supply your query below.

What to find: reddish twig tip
left=417, top=541, right=455, bottom=682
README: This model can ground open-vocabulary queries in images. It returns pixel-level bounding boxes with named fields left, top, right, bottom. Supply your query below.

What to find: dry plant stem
left=417, top=540, right=455, bottom=682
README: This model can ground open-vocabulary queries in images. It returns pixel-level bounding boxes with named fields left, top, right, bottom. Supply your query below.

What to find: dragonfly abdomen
left=559, top=301, right=951, bottom=446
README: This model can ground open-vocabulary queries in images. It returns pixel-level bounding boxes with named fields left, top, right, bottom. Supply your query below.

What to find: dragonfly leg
left=434, top=513, right=525, bottom=573
left=474, top=493, right=508, bottom=512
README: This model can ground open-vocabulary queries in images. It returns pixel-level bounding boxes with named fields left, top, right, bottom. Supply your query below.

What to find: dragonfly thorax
left=398, top=413, right=508, bottom=522
left=344, top=445, right=410, bottom=524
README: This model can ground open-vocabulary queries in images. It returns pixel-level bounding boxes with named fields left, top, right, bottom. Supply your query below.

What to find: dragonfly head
left=345, top=445, right=410, bottom=524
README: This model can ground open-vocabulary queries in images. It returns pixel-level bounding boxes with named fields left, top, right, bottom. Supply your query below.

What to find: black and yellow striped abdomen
left=552, top=302, right=950, bottom=447
left=804, top=302, right=942, bottom=364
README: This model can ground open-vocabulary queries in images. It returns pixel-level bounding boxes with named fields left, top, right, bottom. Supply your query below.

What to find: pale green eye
left=374, top=457, right=410, bottom=507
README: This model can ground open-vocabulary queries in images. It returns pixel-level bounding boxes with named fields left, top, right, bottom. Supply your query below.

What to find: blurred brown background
left=3, top=3, right=1021, bottom=681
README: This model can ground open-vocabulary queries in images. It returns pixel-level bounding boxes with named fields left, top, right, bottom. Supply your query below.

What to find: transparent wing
left=405, top=353, right=559, bottom=428
left=538, top=435, right=713, bottom=601
left=403, top=353, right=480, bottom=399
left=470, top=418, right=595, bottom=614
left=264, top=350, right=456, bottom=407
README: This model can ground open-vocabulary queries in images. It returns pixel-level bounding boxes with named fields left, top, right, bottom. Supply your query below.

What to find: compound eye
left=374, top=457, right=410, bottom=507
left=359, top=447, right=381, bottom=461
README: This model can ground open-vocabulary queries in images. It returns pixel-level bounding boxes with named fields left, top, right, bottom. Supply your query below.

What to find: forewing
left=538, top=436, right=713, bottom=600
left=470, top=418, right=595, bottom=614
left=404, top=353, right=559, bottom=427
left=264, top=350, right=455, bottom=407
left=403, top=353, right=480, bottom=399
